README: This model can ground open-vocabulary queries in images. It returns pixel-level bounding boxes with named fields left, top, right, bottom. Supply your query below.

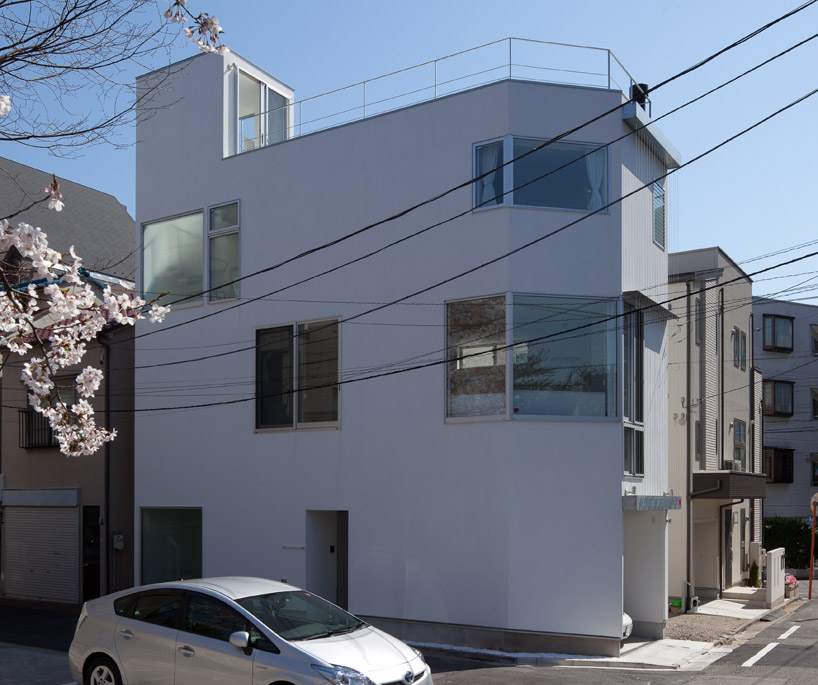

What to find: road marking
left=778, top=625, right=800, bottom=640
left=741, top=642, right=778, bottom=667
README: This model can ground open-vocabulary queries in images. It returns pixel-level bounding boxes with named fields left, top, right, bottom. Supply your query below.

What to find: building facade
left=133, top=42, right=680, bottom=656
left=667, top=248, right=765, bottom=607
left=753, top=297, right=818, bottom=521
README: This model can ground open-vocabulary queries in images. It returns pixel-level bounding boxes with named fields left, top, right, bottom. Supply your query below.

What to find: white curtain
left=480, top=142, right=502, bottom=206
left=585, top=147, right=605, bottom=211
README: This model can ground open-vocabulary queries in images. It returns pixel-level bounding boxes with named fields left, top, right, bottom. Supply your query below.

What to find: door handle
left=178, top=645, right=195, bottom=657
left=119, top=629, right=134, bottom=640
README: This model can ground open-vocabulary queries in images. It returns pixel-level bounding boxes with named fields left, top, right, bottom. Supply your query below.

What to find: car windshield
left=235, top=591, right=365, bottom=641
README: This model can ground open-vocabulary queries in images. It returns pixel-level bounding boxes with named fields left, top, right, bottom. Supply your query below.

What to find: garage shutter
left=3, top=506, right=79, bottom=604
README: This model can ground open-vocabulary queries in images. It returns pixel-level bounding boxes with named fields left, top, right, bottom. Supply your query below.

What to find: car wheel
left=85, top=656, right=122, bottom=685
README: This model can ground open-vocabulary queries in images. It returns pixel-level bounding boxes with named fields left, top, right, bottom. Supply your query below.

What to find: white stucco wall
left=134, top=53, right=673, bottom=643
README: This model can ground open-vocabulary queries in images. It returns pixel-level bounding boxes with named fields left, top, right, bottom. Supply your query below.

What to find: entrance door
left=306, top=511, right=348, bottom=608
left=83, top=505, right=101, bottom=602
left=724, top=508, right=733, bottom=590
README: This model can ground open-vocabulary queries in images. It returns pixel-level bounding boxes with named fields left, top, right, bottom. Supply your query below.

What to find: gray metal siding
left=3, top=506, right=79, bottom=604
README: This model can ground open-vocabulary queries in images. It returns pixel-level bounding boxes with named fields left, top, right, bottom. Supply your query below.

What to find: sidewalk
left=420, top=595, right=800, bottom=671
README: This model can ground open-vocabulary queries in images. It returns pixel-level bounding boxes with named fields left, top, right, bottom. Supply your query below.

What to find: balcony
left=231, top=38, right=648, bottom=155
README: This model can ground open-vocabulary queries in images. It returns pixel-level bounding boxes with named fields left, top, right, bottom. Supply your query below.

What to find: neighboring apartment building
left=667, top=248, right=765, bottom=608
left=133, top=41, right=680, bottom=656
left=753, top=297, right=818, bottom=521
left=0, top=159, right=136, bottom=604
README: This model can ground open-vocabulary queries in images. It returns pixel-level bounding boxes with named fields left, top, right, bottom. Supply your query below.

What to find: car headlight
left=311, top=664, right=375, bottom=685
left=410, top=646, right=426, bottom=665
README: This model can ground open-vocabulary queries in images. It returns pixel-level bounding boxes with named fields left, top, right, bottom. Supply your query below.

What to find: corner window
left=446, top=296, right=506, bottom=418
left=652, top=181, right=666, bottom=249
left=513, top=138, right=607, bottom=211
left=256, top=320, right=339, bottom=429
left=472, top=137, right=608, bottom=212
left=141, top=508, right=202, bottom=585
left=512, top=296, right=616, bottom=417
left=763, top=447, right=793, bottom=483
left=142, top=212, right=204, bottom=304
left=763, top=314, right=794, bottom=352
left=763, top=380, right=794, bottom=417
left=733, top=419, right=746, bottom=471
left=474, top=141, right=504, bottom=207
left=209, top=202, right=239, bottom=301
left=623, top=305, right=643, bottom=424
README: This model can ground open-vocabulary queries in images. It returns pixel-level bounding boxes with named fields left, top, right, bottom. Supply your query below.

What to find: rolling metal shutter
left=3, top=506, right=79, bottom=604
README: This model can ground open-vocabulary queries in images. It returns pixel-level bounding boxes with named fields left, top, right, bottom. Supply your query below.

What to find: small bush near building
left=764, top=516, right=818, bottom=568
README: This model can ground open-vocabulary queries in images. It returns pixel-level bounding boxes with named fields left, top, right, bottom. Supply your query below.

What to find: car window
left=113, top=594, right=137, bottom=617
left=132, top=591, right=183, bottom=629
left=184, top=593, right=247, bottom=641
left=248, top=624, right=278, bottom=653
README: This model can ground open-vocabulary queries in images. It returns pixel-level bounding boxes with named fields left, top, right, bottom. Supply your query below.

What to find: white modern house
left=667, top=248, right=765, bottom=609
left=133, top=40, right=681, bottom=656
left=753, top=297, right=818, bottom=520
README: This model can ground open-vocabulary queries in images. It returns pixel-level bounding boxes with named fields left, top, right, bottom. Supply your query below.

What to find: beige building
left=667, top=248, right=765, bottom=607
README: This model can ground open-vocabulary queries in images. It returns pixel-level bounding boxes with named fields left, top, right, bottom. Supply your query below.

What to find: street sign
left=809, top=514, right=814, bottom=527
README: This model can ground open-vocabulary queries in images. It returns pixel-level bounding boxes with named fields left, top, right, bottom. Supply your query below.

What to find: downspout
left=749, top=312, right=756, bottom=543
left=718, top=289, right=724, bottom=468
left=102, top=334, right=111, bottom=595
left=685, top=281, right=693, bottom=606
left=719, top=499, right=744, bottom=596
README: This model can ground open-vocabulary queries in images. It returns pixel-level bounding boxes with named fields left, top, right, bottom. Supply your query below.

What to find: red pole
left=810, top=504, right=816, bottom=600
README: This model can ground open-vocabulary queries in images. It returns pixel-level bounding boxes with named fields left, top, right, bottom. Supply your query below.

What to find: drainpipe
left=719, top=499, right=744, bottom=596
left=685, top=281, right=693, bottom=608
left=102, top=334, right=112, bottom=595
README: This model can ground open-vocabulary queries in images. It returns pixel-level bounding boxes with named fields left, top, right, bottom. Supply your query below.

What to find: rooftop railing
left=238, top=38, right=647, bottom=153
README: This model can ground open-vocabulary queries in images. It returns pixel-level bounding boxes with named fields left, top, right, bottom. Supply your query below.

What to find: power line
left=129, top=5, right=818, bottom=341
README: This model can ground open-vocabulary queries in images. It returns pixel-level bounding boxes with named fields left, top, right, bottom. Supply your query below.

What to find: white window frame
left=235, top=67, right=291, bottom=154
left=207, top=200, right=240, bottom=303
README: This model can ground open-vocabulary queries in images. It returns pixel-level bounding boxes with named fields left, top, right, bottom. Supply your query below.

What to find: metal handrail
left=236, top=38, right=648, bottom=153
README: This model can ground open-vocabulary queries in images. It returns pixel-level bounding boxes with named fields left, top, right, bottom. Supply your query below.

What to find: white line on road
left=778, top=625, right=800, bottom=640
left=742, top=642, right=778, bottom=667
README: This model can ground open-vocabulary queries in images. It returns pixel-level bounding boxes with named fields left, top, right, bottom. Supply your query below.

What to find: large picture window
left=256, top=320, right=339, bottom=429
left=473, top=137, right=607, bottom=213
left=142, top=212, right=203, bottom=304
left=512, top=296, right=616, bottom=417
left=446, top=296, right=506, bottom=418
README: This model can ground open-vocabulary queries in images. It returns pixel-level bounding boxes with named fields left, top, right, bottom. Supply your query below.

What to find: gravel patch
left=664, top=613, right=745, bottom=642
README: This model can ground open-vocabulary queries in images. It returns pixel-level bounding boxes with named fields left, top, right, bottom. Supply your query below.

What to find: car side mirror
left=229, top=631, right=250, bottom=651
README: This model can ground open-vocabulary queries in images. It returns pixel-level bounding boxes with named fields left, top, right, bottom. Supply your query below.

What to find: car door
left=114, top=590, right=182, bottom=685
left=174, top=592, right=254, bottom=685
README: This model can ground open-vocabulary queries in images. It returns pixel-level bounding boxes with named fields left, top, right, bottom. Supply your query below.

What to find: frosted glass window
left=209, top=233, right=239, bottom=300
left=652, top=182, right=666, bottom=248
left=513, top=139, right=607, bottom=211
left=447, top=297, right=506, bottom=417
left=512, top=296, right=616, bottom=417
left=210, top=203, right=238, bottom=231
left=142, top=212, right=203, bottom=304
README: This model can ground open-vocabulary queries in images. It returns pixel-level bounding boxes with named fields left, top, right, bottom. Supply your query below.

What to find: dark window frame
left=763, top=447, right=794, bottom=484
left=763, top=380, right=794, bottom=417
left=624, top=426, right=644, bottom=477
left=763, top=314, right=794, bottom=352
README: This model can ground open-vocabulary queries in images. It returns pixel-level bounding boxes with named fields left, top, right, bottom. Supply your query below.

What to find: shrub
left=749, top=560, right=759, bottom=588
left=764, top=516, right=818, bottom=569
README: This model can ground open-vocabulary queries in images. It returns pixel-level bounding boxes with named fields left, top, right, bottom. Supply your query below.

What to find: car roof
left=150, top=576, right=298, bottom=600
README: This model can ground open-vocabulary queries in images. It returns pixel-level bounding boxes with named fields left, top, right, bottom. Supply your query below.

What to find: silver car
left=69, top=576, right=432, bottom=685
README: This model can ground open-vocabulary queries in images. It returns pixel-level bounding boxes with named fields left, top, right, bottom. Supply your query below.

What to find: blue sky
left=10, top=0, right=818, bottom=298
